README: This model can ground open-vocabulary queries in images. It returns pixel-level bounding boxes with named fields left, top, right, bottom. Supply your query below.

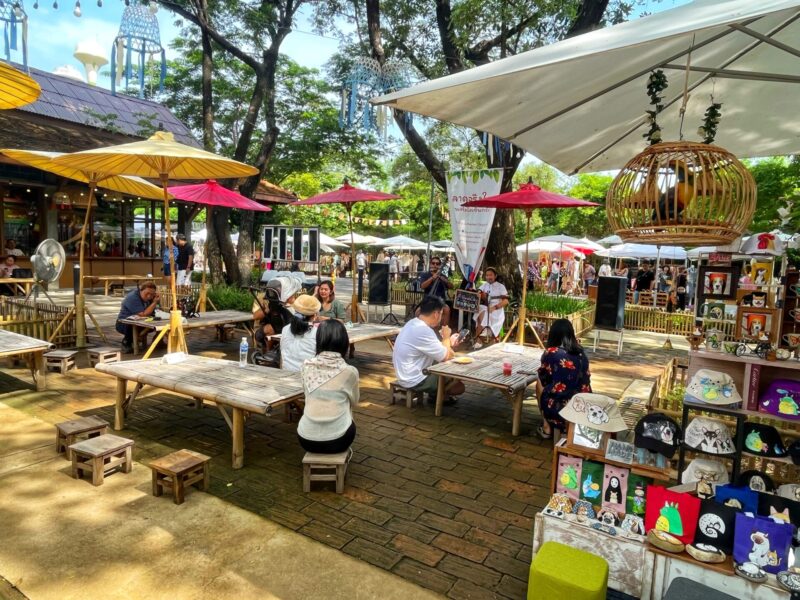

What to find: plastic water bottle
left=239, top=337, right=248, bottom=368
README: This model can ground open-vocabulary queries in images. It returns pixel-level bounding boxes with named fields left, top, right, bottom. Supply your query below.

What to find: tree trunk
left=213, top=207, right=240, bottom=283
left=206, top=208, right=224, bottom=285
left=567, top=0, right=611, bottom=37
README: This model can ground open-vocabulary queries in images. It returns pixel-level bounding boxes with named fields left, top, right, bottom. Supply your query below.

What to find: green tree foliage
left=746, top=156, right=800, bottom=232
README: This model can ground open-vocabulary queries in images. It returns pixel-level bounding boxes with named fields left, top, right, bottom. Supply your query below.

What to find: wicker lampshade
left=606, top=141, right=756, bottom=246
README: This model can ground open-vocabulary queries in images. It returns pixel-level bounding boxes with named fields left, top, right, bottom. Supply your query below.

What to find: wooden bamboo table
left=120, top=310, right=255, bottom=354
left=83, top=275, right=154, bottom=296
left=266, top=322, right=401, bottom=357
left=0, top=277, right=35, bottom=296
left=0, top=329, right=52, bottom=390
left=424, top=343, right=542, bottom=436
left=95, top=356, right=304, bottom=469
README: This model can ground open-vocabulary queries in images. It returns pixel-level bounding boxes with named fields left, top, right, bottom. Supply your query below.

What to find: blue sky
left=18, top=0, right=688, bottom=87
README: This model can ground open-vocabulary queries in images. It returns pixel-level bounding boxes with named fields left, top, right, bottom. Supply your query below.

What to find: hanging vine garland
left=643, top=69, right=668, bottom=145
left=697, top=100, right=723, bottom=144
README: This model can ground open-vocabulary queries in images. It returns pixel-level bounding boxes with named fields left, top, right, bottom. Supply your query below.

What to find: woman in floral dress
left=536, top=318, right=592, bottom=439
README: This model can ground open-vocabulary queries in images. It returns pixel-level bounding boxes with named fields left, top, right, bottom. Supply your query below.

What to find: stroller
left=249, top=272, right=304, bottom=367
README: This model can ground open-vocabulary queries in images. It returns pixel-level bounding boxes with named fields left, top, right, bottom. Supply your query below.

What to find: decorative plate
left=777, top=571, right=800, bottom=592
left=686, top=543, right=726, bottom=564
left=734, top=562, right=767, bottom=583
left=647, top=529, right=685, bottom=553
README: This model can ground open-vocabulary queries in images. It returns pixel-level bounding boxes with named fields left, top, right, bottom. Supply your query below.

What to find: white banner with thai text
left=446, top=169, right=502, bottom=281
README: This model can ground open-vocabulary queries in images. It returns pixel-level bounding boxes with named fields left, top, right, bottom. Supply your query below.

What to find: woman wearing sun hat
left=281, top=294, right=322, bottom=372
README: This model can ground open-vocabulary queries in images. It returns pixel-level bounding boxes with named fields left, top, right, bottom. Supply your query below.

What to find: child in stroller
left=251, top=273, right=304, bottom=366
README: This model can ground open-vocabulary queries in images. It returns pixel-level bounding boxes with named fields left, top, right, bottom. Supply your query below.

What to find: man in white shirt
left=598, top=260, right=612, bottom=278
left=474, top=268, right=508, bottom=346
left=393, top=296, right=465, bottom=400
left=356, top=250, right=367, bottom=302
left=388, top=252, right=398, bottom=281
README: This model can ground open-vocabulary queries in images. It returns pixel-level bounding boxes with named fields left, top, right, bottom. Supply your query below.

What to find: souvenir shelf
left=551, top=439, right=671, bottom=488
left=676, top=399, right=747, bottom=481
left=781, top=269, right=799, bottom=341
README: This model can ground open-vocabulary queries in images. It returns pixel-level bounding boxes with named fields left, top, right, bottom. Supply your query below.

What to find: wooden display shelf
left=647, top=544, right=734, bottom=576
left=552, top=439, right=671, bottom=485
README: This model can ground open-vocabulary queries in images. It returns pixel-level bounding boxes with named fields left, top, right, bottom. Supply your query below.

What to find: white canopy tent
left=515, top=240, right=583, bottom=260
left=430, top=240, right=457, bottom=253
left=336, top=232, right=384, bottom=245
left=596, top=243, right=687, bottom=260
left=374, top=0, right=800, bottom=174
left=597, top=234, right=623, bottom=246
left=373, top=235, right=426, bottom=248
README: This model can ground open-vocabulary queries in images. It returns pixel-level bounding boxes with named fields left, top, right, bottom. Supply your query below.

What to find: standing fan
left=25, top=239, right=66, bottom=304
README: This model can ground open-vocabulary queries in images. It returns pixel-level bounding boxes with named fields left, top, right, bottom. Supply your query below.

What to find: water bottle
left=239, top=337, right=248, bottom=368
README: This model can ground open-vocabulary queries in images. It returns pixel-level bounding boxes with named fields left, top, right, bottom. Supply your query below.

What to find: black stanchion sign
left=453, top=289, right=481, bottom=313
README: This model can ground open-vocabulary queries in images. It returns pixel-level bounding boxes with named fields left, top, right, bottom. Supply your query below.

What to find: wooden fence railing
left=623, top=305, right=737, bottom=338
left=0, top=297, right=76, bottom=347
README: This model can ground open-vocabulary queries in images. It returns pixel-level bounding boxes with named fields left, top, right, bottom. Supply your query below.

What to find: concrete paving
left=0, top=400, right=441, bottom=600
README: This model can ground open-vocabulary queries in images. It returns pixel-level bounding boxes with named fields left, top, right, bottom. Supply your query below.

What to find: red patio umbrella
left=294, top=179, right=400, bottom=321
left=464, top=179, right=598, bottom=345
left=167, top=180, right=271, bottom=311
left=166, top=179, right=272, bottom=212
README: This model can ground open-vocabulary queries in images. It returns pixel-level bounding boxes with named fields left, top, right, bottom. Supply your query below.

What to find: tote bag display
left=556, top=455, right=582, bottom=500
left=694, top=498, right=738, bottom=554
left=644, top=485, right=701, bottom=545
left=733, top=512, right=793, bottom=574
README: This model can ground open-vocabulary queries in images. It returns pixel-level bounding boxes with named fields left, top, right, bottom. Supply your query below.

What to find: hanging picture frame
left=736, top=306, right=775, bottom=341
left=699, top=265, right=740, bottom=300
left=751, top=262, right=773, bottom=287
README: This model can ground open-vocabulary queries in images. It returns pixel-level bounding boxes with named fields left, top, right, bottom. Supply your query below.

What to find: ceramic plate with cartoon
left=734, top=562, right=767, bottom=583
left=777, top=571, right=800, bottom=592
left=686, top=543, right=726, bottom=563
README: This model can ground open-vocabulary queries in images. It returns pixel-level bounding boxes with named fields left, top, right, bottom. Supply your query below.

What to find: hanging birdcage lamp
left=606, top=141, right=756, bottom=246
left=606, top=66, right=756, bottom=246
left=110, top=3, right=165, bottom=98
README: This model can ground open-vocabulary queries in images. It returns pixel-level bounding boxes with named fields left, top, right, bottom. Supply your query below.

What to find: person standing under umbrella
left=675, top=266, right=688, bottom=310
left=162, top=236, right=178, bottom=281
left=175, top=234, right=194, bottom=286
left=356, top=249, right=367, bottom=301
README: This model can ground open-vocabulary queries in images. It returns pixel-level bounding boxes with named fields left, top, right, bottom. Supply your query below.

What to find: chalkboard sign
left=453, top=289, right=481, bottom=313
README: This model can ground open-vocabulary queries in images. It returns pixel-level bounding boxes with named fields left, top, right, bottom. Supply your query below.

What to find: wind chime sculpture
left=340, top=57, right=410, bottom=138
left=110, top=3, right=165, bottom=98
left=0, top=0, right=27, bottom=67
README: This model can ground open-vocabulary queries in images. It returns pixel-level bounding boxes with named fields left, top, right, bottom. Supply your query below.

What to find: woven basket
left=606, top=142, right=756, bottom=245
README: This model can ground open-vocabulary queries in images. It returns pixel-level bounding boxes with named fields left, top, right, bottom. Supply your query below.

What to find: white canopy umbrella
left=596, top=243, right=687, bottom=260
left=373, top=234, right=426, bottom=247
left=535, top=234, right=585, bottom=244
left=385, top=243, right=429, bottom=251
left=430, top=240, right=457, bottom=252
left=374, top=1, right=800, bottom=173
left=577, top=237, right=606, bottom=252
left=597, top=234, right=623, bottom=246
left=515, top=240, right=583, bottom=258
left=337, top=232, right=384, bottom=245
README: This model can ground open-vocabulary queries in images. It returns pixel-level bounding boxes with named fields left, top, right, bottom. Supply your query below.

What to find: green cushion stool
left=528, top=541, right=608, bottom=600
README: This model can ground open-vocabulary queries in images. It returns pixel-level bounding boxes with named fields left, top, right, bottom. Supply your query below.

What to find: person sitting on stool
left=116, top=281, right=159, bottom=354
left=474, top=267, right=508, bottom=347
left=297, top=320, right=359, bottom=454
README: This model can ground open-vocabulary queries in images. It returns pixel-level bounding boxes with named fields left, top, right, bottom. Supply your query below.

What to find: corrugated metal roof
left=10, top=63, right=199, bottom=147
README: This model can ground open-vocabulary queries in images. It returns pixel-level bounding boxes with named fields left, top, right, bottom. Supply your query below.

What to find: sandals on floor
left=536, top=425, right=553, bottom=440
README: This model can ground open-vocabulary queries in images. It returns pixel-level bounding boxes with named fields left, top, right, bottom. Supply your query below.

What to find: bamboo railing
left=0, top=297, right=76, bottom=347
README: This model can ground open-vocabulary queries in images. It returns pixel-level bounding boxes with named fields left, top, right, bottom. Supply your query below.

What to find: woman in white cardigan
left=297, top=320, right=359, bottom=454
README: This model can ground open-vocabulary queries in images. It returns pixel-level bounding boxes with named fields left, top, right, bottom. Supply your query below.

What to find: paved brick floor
left=0, top=325, right=685, bottom=600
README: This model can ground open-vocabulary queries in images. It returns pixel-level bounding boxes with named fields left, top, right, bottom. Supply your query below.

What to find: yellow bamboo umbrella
left=52, top=131, right=258, bottom=353
left=0, top=62, right=41, bottom=110
left=1, top=149, right=168, bottom=348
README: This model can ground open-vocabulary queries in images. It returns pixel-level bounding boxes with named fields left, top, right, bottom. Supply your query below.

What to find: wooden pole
left=161, top=174, right=185, bottom=352
left=517, top=210, right=532, bottom=345
left=75, top=181, right=97, bottom=348
left=347, top=203, right=359, bottom=322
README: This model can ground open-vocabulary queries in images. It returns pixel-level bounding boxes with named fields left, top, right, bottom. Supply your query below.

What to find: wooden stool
left=149, top=449, right=211, bottom=505
left=55, top=415, right=108, bottom=460
left=69, top=434, right=134, bottom=486
left=302, top=449, right=351, bottom=494
left=87, top=346, right=121, bottom=367
left=390, top=381, right=421, bottom=408
left=44, top=350, right=79, bottom=374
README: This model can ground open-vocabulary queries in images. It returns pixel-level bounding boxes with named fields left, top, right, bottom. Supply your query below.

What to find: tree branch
left=465, top=14, right=538, bottom=65
left=566, top=0, right=610, bottom=37
left=435, top=0, right=465, bottom=74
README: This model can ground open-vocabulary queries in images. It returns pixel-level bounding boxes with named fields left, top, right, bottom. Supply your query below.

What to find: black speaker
left=308, top=228, right=319, bottom=263
left=368, top=262, right=390, bottom=304
left=263, top=227, right=274, bottom=260
left=278, top=227, right=287, bottom=260
left=595, top=276, right=626, bottom=330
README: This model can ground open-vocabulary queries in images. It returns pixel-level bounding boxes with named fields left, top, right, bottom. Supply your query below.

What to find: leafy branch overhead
left=643, top=69, right=668, bottom=145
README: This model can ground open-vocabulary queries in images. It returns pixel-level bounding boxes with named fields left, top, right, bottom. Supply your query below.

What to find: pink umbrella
left=464, top=180, right=598, bottom=344
left=167, top=180, right=270, bottom=311
left=166, top=179, right=272, bottom=211
left=294, top=179, right=400, bottom=321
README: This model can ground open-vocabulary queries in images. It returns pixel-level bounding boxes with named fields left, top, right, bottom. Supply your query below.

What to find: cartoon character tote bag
left=556, top=455, right=582, bottom=500
left=734, top=513, right=793, bottom=574
left=644, top=485, right=701, bottom=545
